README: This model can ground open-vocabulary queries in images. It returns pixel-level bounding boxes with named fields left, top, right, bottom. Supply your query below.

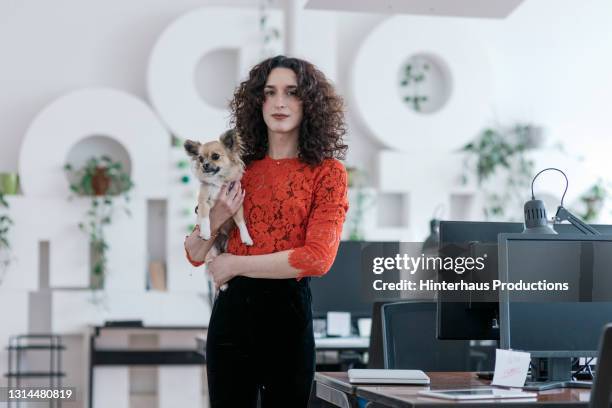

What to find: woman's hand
left=207, top=253, right=237, bottom=289
left=210, top=181, right=246, bottom=232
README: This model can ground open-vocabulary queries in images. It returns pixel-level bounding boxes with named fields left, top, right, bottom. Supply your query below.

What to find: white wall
left=0, top=0, right=261, bottom=172
left=2, top=0, right=612, bottom=180
left=337, top=0, right=612, bottom=183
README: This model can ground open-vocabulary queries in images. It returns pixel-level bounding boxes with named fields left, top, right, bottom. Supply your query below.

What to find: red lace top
left=185, top=155, right=349, bottom=278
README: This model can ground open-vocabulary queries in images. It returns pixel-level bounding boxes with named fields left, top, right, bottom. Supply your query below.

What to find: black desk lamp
left=523, top=167, right=600, bottom=235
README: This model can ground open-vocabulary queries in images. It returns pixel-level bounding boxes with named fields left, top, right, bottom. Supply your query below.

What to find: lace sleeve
left=289, top=160, right=349, bottom=277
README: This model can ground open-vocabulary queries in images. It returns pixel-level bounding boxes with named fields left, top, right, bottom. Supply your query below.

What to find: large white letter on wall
left=351, top=16, right=493, bottom=152
left=147, top=6, right=284, bottom=141
left=18, top=88, right=169, bottom=288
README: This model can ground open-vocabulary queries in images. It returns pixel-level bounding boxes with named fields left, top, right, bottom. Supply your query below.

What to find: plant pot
left=91, top=167, right=110, bottom=196
left=0, top=173, right=19, bottom=195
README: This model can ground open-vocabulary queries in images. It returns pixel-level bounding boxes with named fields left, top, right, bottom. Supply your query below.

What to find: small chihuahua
left=184, top=130, right=253, bottom=258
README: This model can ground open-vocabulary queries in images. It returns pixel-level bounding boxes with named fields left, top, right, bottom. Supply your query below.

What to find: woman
left=184, top=55, right=348, bottom=407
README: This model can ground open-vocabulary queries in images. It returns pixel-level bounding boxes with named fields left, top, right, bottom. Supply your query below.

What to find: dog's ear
left=184, top=139, right=201, bottom=157
left=220, top=129, right=243, bottom=154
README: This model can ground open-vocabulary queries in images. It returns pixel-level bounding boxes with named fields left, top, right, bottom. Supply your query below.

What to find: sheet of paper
left=492, top=349, right=531, bottom=388
left=326, top=311, right=351, bottom=337
left=358, top=318, right=372, bottom=338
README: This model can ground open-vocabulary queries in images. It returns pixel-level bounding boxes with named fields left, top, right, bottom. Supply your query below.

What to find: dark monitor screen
left=437, top=221, right=612, bottom=341
left=437, top=221, right=523, bottom=340
left=383, top=301, right=495, bottom=371
left=310, top=241, right=400, bottom=318
left=499, top=234, right=612, bottom=357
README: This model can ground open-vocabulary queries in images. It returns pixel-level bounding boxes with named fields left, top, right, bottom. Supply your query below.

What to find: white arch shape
left=19, top=88, right=170, bottom=198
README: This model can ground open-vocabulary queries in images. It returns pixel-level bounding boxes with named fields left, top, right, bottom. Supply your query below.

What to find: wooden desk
left=89, top=326, right=207, bottom=408
left=315, top=372, right=592, bottom=407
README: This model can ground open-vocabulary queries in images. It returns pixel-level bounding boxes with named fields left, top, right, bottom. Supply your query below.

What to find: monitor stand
left=523, top=358, right=592, bottom=391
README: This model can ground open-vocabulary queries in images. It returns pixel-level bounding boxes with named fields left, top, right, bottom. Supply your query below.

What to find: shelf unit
left=4, top=334, right=65, bottom=407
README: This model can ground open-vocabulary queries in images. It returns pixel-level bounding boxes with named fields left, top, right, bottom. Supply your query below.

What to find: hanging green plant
left=399, top=59, right=430, bottom=112
left=258, top=0, right=281, bottom=58
left=0, top=193, right=13, bottom=285
left=64, top=156, right=133, bottom=289
left=346, top=168, right=375, bottom=241
left=575, top=180, right=609, bottom=223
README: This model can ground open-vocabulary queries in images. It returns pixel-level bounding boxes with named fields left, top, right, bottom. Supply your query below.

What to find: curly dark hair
left=229, top=55, right=347, bottom=166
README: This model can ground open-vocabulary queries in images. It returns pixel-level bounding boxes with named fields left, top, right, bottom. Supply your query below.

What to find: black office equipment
left=367, top=301, right=387, bottom=369
left=382, top=301, right=494, bottom=371
left=310, top=241, right=400, bottom=319
left=437, top=221, right=612, bottom=341
left=498, top=234, right=612, bottom=390
left=590, top=324, right=612, bottom=408
left=103, top=320, right=143, bottom=327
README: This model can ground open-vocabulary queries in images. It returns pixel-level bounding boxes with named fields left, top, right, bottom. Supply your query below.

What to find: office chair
left=367, top=301, right=387, bottom=369
left=590, top=324, right=612, bottom=408
left=381, top=301, right=473, bottom=371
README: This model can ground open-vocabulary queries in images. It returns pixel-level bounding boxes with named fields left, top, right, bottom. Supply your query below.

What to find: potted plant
left=64, top=156, right=133, bottom=289
left=0, top=193, right=13, bottom=285
left=461, top=124, right=541, bottom=220
left=576, top=180, right=609, bottom=223
left=345, top=168, right=375, bottom=241
left=399, top=58, right=430, bottom=112
left=0, top=173, right=19, bottom=195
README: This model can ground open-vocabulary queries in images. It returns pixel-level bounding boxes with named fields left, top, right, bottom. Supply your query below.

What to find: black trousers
left=206, top=276, right=315, bottom=408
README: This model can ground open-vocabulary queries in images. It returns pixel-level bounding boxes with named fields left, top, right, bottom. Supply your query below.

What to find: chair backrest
left=381, top=301, right=477, bottom=371
left=368, top=301, right=387, bottom=369
left=590, top=324, right=612, bottom=408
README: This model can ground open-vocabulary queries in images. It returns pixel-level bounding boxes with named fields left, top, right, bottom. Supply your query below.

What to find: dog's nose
left=203, top=162, right=210, bottom=171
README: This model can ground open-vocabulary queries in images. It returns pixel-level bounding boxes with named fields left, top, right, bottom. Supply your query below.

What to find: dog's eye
left=211, top=153, right=220, bottom=160
left=198, top=156, right=204, bottom=163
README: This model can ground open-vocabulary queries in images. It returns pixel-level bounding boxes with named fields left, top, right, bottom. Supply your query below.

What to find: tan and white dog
left=184, top=130, right=253, bottom=256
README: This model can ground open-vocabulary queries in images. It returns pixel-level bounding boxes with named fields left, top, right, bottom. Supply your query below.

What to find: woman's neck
left=267, top=130, right=299, bottom=159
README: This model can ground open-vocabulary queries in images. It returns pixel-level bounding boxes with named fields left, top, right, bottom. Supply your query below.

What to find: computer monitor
left=382, top=301, right=495, bottom=372
left=498, top=233, right=612, bottom=388
left=310, top=241, right=400, bottom=319
left=437, top=221, right=523, bottom=340
left=437, top=221, right=612, bottom=341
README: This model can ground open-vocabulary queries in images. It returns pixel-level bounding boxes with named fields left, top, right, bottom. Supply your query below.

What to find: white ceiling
left=304, top=0, right=526, bottom=19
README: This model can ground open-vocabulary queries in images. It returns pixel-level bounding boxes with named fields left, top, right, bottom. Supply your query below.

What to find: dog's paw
left=199, top=219, right=211, bottom=239
left=199, top=228, right=211, bottom=240
left=240, top=231, right=253, bottom=246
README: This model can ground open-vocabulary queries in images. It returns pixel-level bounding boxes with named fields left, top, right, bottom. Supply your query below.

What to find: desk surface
left=315, top=372, right=592, bottom=407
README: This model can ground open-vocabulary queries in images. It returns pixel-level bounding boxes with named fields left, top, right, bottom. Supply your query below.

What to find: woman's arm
left=184, top=181, right=245, bottom=265
left=209, top=250, right=299, bottom=286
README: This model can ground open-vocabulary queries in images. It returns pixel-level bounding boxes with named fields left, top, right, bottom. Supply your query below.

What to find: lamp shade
left=523, top=199, right=557, bottom=234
